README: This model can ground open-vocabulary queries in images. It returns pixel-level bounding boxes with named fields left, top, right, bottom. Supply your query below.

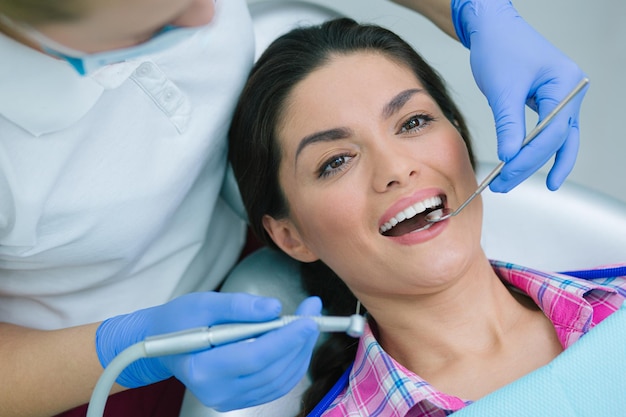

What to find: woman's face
left=265, top=52, right=483, bottom=299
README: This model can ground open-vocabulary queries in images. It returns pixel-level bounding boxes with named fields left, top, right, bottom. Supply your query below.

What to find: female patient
left=229, top=18, right=626, bottom=416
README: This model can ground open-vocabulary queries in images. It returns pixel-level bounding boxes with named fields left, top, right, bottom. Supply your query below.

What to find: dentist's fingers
left=490, top=84, right=586, bottom=193
left=180, top=316, right=320, bottom=411
left=546, top=117, right=580, bottom=191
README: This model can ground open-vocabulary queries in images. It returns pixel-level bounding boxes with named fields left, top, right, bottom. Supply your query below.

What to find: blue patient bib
left=309, top=267, right=626, bottom=417
left=454, top=301, right=626, bottom=416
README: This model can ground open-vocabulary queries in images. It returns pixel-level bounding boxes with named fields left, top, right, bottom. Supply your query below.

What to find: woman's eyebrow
left=294, top=88, right=423, bottom=161
left=295, top=127, right=352, bottom=161
left=382, top=88, right=423, bottom=119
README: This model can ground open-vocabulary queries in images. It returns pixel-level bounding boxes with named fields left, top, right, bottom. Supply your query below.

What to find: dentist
left=0, top=0, right=587, bottom=416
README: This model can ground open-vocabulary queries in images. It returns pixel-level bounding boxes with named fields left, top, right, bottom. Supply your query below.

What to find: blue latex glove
left=451, top=0, right=589, bottom=192
left=96, top=292, right=321, bottom=411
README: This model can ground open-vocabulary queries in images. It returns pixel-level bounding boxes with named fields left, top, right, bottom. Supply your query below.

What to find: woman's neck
left=368, top=256, right=519, bottom=348
left=365, top=256, right=562, bottom=400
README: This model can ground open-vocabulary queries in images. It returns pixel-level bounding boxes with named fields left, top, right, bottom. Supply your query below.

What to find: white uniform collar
left=0, top=32, right=140, bottom=137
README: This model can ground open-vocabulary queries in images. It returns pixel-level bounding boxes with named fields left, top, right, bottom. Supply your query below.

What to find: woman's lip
left=379, top=188, right=447, bottom=228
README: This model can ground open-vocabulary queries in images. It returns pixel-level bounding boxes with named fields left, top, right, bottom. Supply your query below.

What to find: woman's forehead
left=280, top=52, right=424, bottom=128
left=290, top=54, right=418, bottom=110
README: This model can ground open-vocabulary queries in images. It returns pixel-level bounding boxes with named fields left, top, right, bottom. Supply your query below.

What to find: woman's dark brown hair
left=229, top=17, right=474, bottom=415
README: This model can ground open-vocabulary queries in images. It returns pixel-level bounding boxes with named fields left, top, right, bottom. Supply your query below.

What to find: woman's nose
left=371, top=144, right=419, bottom=193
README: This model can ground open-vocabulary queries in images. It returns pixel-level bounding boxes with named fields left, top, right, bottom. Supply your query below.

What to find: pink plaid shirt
left=322, top=261, right=626, bottom=417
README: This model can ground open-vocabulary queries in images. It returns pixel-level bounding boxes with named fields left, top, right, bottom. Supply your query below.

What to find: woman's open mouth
left=380, top=195, right=446, bottom=237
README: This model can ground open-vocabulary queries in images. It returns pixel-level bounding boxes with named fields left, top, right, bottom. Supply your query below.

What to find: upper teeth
left=380, top=196, right=442, bottom=234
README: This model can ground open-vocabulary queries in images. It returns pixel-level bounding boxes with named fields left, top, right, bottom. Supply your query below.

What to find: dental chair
left=179, top=1, right=626, bottom=416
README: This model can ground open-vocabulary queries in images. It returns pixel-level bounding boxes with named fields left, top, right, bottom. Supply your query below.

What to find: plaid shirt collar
left=328, top=262, right=625, bottom=417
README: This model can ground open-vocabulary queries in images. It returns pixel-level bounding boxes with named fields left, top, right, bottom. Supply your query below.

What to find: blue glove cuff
left=96, top=313, right=172, bottom=388
left=451, top=0, right=517, bottom=49
left=450, top=0, right=473, bottom=48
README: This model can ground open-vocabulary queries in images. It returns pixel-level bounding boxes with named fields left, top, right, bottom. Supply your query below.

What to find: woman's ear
left=262, top=215, right=319, bottom=263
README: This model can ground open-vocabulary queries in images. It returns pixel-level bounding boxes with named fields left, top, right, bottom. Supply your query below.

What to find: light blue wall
left=253, top=0, right=626, bottom=204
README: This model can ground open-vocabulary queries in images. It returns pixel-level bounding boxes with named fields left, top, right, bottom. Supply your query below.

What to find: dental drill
left=86, top=314, right=365, bottom=417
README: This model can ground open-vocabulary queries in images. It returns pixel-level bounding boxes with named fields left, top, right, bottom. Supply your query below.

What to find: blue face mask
left=28, top=25, right=201, bottom=76
left=0, top=14, right=201, bottom=76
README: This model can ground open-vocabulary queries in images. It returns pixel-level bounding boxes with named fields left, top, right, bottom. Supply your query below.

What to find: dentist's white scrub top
left=0, top=0, right=253, bottom=330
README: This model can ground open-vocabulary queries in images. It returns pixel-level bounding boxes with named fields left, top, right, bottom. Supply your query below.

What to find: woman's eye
left=399, top=114, right=434, bottom=134
left=319, top=154, right=354, bottom=178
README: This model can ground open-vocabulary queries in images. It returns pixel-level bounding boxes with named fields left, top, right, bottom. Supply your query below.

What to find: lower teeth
left=426, top=208, right=443, bottom=221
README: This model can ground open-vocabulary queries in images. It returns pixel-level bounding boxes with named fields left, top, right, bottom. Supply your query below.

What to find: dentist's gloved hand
left=96, top=292, right=321, bottom=411
left=451, top=0, right=589, bottom=192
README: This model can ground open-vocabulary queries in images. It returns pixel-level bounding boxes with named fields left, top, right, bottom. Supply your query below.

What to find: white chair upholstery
left=179, top=1, right=626, bottom=416
left=477, top=163, right=626, bottom=271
